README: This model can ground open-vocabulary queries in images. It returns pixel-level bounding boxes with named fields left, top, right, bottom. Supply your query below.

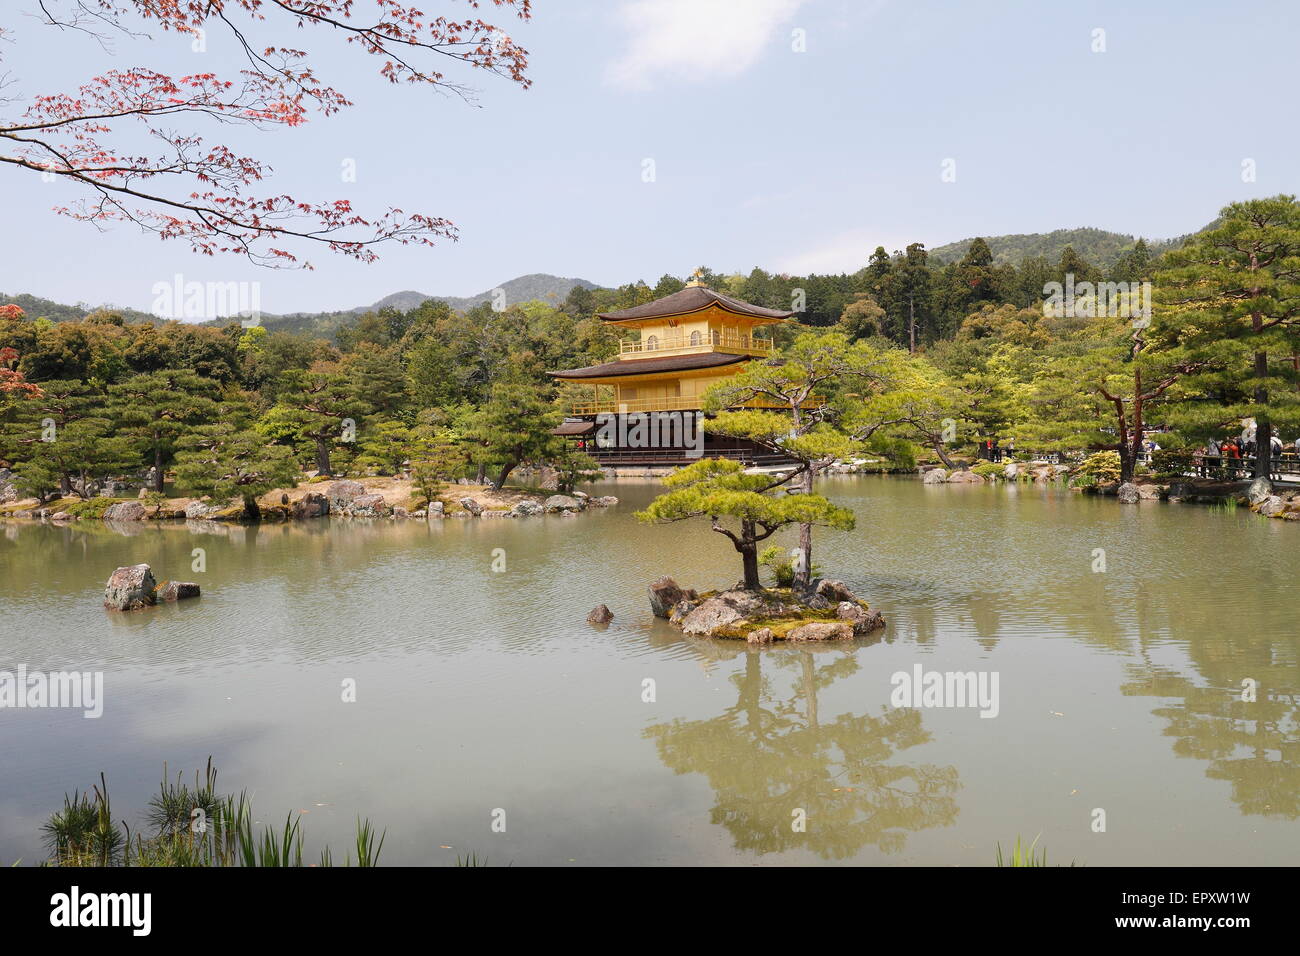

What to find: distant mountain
left=1, top=274, right=603, bottom=338
left=356, top=273, right=603, bottom=316
left=0, top=291, right=156, bottom=325
left=928, top=228, right=1187, bottom=269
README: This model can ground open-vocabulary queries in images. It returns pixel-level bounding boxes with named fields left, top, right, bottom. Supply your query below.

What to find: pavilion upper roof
left=597, top=285, right=794, bottom=323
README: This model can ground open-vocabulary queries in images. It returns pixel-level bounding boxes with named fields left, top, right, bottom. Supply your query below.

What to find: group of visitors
left=1192, top=428, right=1299, bottom=478
left=980, top=437, right=1016, bottom=462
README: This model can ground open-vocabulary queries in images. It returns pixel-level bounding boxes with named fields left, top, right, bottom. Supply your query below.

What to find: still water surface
left=1, top=476, right=1296, bottom=865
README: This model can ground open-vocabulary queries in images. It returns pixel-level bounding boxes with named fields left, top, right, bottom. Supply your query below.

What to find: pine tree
left=108, top=370, right=222, bottom=492
left=637, top=458, right=854, bottom=592
left=1157, top=196, right=1300, bottom=478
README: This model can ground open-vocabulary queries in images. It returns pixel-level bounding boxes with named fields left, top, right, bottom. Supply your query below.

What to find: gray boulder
left=543, top=494, right=584, bottom=513
left=158, top=581, right=201, bottom=601
left=327, top=480, right=366, bottom=511
left=814, top=579, right=859, bottom=604
left=103, top=501, right=146, bottom=522
left=1003, top=462, right=1019, bottom=479
left=1117, top=482, right=1141, bottom=504
left=587, top=604, right=614, bottom=625
left=747, top=627, right=776, bottom=645
left=349, top=493, right=389, bottom=518
left=104, top=564, right=157, bottom=610
left=922, top=468, right=948, bottom=484
left=648, top=576, right=695, bottom=618
left=458, top=497, right=483, bottom=517
left=668, top=600, right=699, bottom=626
left=1247, top=477, right=1273, bottom=505
left=428, top=500, right=445, bottom=517
left=291, top=493, right=329, bottom=519
left=679, top=598, right=747, bottom=636
left=837, top=601, right=885, bottom=635
left=510, top=499, right=544, bottom=517
left=184, top=500, right=219, bottom=519
left=787, top=621, right=855, bottom=642
left=948, top=469, right=983, bottom=483
left=1259, top=495, right=1286, bottom=517
left=679, top=589, right=784, bottom=636
left=587, top=496, right=619, bottom=507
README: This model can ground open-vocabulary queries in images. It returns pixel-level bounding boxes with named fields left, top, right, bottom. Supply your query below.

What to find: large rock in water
left=648, top=576, right=696, bottom=618
left=947, top=470, right=983, bottom=483
left=291, top=493, right=329, bottom=519
left=786, top=621, right=855, bottom=642
left=543, top=494, right=584, bottom=513
left=814, top=579, right=859, bottom=604
left=511, top=500, right=544, bottom=517
left=837, top=601, right=885, bottom=635
left=327, top=480, right=365, bottom=511
left=349, top=493, right=389, bottom=518
left=103, top=501, right=146, bottom=522
left=1258, top=495, right=1286, bottom=517
left=458, top=496, right=484, bottom=517
left=184, top=500, right=219, bottom=519
left=587, top=604, right=614, bottom=625
left=678, top=590, right=782, bottom=636
left=1116, top=482, right=1141, bottom=504
left=104, top=564, right=157, bottom=610
left=1247, top=477, right=1273, bottom=505
left=158, top=581, right=201, bottom=601
left=922, top=468, right=948, bottom=484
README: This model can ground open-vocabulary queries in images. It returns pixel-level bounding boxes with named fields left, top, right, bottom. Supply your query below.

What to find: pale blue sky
left=1, top=0, right=1296, bottom=315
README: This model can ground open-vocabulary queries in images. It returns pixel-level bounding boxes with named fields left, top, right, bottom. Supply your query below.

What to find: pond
left=1, top=476, right=1296, bottom=866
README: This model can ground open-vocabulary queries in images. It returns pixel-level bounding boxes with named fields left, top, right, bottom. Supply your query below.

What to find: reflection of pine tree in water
left=644, top=651, right=960, bottom=860
left=1122, top=659, right=1300, bottom=819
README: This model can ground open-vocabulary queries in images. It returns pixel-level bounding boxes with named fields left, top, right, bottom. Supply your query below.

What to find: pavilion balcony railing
left=619, top=331, right=774, bottom=357
left=567, top=394, right=825, bottom=415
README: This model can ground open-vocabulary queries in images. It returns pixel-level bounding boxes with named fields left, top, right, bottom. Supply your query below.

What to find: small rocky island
left=648, top=576, right=884, bottom=644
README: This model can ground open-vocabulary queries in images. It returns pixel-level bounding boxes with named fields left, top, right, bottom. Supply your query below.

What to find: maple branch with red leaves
left=1, top=0, right=532, bottom=267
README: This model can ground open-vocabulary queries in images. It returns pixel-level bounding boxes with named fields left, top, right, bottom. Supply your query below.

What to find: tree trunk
left=1254, top=348, right=1271, bottom=480
left=793, top=467, right=814, bottom=590
left=153, top=438, right=165, bottom=493
left=1118, top=444, right=1135, bottom=484
left=242, top=493, right=261, bottom=521
left=315, top=438, right=332, bottom=478
left=475, top=461, right=487, bottom=484
left=493, top=462, right=515, bottom=491
left=739, top=540, right=762, bottom=591
left=933, top=441, right=956, bottom=469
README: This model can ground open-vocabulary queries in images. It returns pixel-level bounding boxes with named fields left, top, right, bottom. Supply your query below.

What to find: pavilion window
left=646, top=334, right=659, bottom=351
left=690, top=330, right=701, bottom=346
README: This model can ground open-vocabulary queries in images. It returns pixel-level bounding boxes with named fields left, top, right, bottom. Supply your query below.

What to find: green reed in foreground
left=39, top=761, right=384, bottom=868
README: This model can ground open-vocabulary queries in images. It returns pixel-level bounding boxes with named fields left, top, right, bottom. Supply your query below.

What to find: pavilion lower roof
left=548, top=351, right=752, bottom=379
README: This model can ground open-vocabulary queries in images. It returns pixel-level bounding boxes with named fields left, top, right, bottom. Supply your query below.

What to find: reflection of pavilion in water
left=644, top=644, right=960, bottom=860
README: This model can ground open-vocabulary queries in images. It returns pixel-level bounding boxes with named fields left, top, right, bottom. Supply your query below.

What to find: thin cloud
left=605, top=0, right=805, bottom=91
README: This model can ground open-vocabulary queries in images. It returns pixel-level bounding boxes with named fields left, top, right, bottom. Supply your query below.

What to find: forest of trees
left=2, top=196, right=1298, bottom=511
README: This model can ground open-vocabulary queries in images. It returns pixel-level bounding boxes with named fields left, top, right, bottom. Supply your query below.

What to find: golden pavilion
left=548, top=273, right=797, bottom=464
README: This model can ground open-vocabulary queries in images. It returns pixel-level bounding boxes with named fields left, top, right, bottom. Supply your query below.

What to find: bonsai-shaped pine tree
left=175, top=421, right=300, bottom=519
left=637, top=458, right=854, bottom=592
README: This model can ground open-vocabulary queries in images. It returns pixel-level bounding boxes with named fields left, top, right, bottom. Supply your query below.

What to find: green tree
left=108, top=370, right=222, bottom=492
left=637, top=458, right=854, bottom=591
left=462, top=382, right=563, bottom=490
left=175, top=421, right=300, bottom=518
left=1157, top=196, right=1300, bottom=478
left=263, top=364, right=368, bottom=476
left=704, top=331, right=894, bottom=590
